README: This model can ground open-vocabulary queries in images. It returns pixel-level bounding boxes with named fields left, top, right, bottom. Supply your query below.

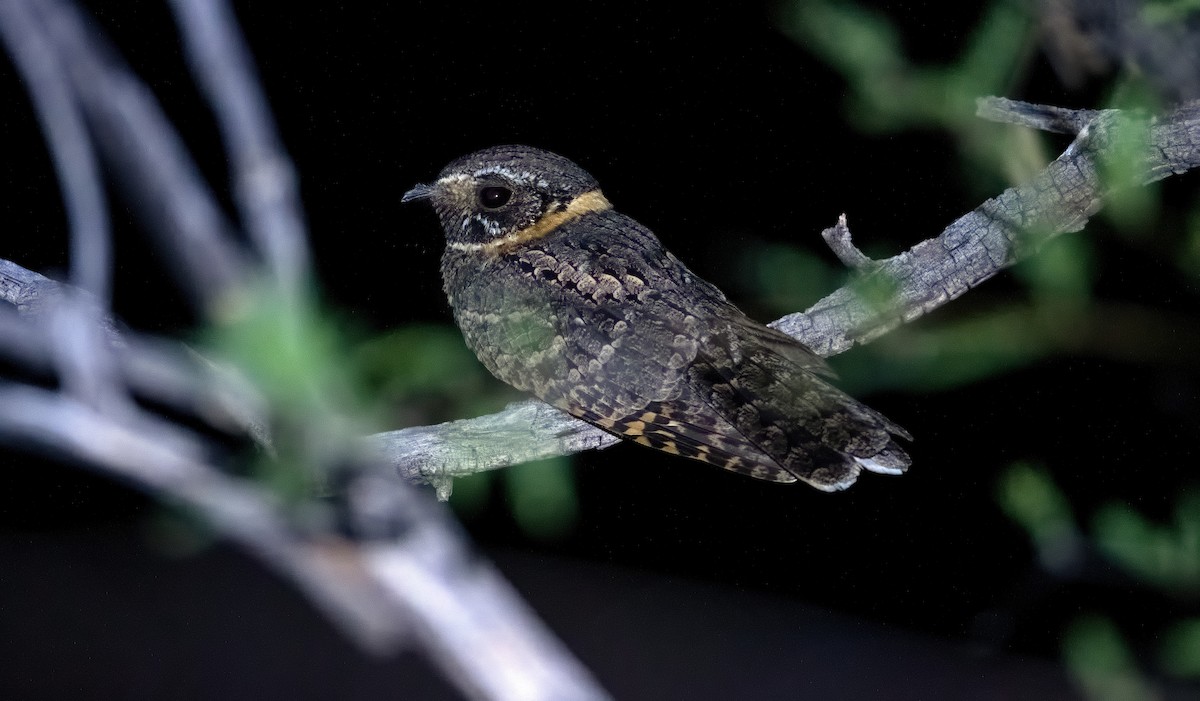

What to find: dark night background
left=2, top=1, right=1199, bottom=699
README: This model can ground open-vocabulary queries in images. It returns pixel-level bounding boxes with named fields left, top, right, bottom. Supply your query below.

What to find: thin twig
left=976, top=96, right=1106, bottom=134
left=820, top=214, right=876, bottom=270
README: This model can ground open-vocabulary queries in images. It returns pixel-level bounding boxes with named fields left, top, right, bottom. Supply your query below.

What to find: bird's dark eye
left=479, top=186, right=512, bottom=209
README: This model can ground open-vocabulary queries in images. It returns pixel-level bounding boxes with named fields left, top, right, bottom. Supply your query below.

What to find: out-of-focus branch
left=0, top=256, right=606, bottom=699
left=372, top=98, right=1200, bottom=489
left=0, top=1, right=612, bottom=698
left=0, top=261, right=270, bottom=443
left=168, top=0, right=312, bottom=297
left=0, top=382, right=410, bottom=650
left=0, top=0, right=108, bottom=303
left=1035, top=0, right=1200, bottom=102
left=35, top=0, right=251, bottom=316
left=0, top=1, right=123, bottom=413
left=0, top=383, right=606, bottom=700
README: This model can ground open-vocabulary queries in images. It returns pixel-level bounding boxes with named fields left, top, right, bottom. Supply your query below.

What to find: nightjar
left=404, top=145, right=910, bottom=490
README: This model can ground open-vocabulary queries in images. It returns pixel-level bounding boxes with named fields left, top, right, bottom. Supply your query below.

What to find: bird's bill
left=401, top=183, right=433, bottom=203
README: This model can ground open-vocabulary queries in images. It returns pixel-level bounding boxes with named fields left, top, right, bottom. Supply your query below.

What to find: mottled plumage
left=403, top=145, right=910, bottom=490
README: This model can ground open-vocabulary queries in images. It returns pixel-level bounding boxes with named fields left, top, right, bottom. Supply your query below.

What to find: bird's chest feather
left=439, top=246, right=577, bottom=392
left=439, top=231, right=686, bottom=400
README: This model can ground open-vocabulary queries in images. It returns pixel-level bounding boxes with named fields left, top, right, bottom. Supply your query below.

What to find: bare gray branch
left=774, top=100, right=1200, bottom=353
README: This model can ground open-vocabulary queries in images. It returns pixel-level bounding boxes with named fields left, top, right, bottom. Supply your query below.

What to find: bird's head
left=403, top=145, right=610, bottom=251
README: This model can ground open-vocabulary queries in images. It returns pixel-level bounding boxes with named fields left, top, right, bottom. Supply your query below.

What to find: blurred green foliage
left=215, top=287, right=360, bottom=416
left=353, top=326, right=580, bottom=537
left=998, top=463, right=1200, bottom=691
left=1161, top=618, right=1200, bottom=678
left=847, top=265, right=900, bottom=315
left=357, top=326, right=581, bottom=538
left=1181, top=210, right=1200, bottom=276
left=209, top=285, right=367, bottom=499
left=1064, top=615, right=1159, bottom=701
left=1012, top=231, right=1096, bottom=307
left=780, top=0, right=1044, bottom=191
left=506, top=457, right=580, bottom=541
left=1094, top=494, right=1200, bottom=594
left=1098, top=79, right=1163, bottom=236
left=354, top=322, right=515, bottom=423
left=740, top=243, right=842, bottom=315
left=445, top=470, right=493, bottom=520
left=997, top=463, right=1082, bottom=574
left=1142, top=0, right=1200, bottom=25
left=781, top=0, right=1031, bottom=132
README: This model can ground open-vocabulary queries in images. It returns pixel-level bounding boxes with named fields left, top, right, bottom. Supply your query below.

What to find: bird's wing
left=558, top=353, right=801, bottom=484
left=689, top=309, right=911, bottom=490
left=503, top=211, right=908, bottom=487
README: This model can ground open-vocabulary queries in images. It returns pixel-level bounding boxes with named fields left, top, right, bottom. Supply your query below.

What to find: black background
left=2, top=1, right=1198, bottom=699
